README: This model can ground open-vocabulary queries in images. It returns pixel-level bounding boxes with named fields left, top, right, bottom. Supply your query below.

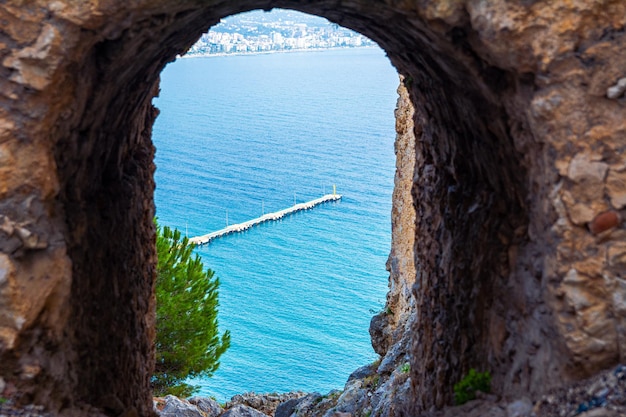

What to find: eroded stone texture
left=368, top=80, right=417, bottom=415
left=386, top=79, right=418, bottom=337
left=370, top=78, right=417, bottom=356
left=0, top=0, right=625, bottom=416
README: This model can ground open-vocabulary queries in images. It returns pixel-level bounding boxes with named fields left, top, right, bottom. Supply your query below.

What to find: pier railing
left=189, top=193, right=342, bottom=245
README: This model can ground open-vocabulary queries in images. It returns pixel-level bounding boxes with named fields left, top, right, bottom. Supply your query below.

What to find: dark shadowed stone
left=369, top=312, right=392, bottom=356
left=377, top=327, right=410, bottom=375
left=348, top=364, right=375, bottom=382
left=275, top=398, right=302, bottom=417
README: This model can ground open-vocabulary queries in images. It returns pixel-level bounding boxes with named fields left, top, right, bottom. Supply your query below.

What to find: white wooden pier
left=189, top=193, right=342, bottom=246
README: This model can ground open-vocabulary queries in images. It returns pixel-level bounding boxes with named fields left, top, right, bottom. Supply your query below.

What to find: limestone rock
left=284, top=393, right=339, bottom=417
left=188, top=396, right=223, bottom=417
left=227, top=392, right=306, bottom=416
left=3, top=24, right=64, bottom=91
left=159, top=395, right=205, bottom=417
left=608, top=243, right=626, bottom=269
left=369, top=312, right=392, bottom=356
left=222, top=404, right=269, bottom=417
left=567, top=154, right=608, bottom=184
left=369, top=373, right=411, bottom=417
left=606, top=77, right=626, bottom=99
left=505, top=398, right=532, bottom=417
left=275, top=398, right=301, bottom=417
left=607, top=169, right=626, bottom=209
left=385, top=79, right=417, bottom=338
left=562, top=191, right=598, bottom=225
left=377, top=322, right=410, bottom=376
left=347, top=365, right=375, bottom=382
left=323, top=380, right=366, bottom=417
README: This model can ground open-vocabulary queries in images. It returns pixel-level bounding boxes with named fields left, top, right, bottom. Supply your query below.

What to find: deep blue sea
left=152, top=47, right=399, bottom=401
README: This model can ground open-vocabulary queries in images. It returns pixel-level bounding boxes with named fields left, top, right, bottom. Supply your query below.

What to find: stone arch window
left=1, top=1, right=625, bottom=416
left=152, top=10, right=400, bottom=400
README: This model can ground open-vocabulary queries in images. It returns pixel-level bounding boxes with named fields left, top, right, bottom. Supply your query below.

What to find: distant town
left=185, top=9, right=377, bottom=57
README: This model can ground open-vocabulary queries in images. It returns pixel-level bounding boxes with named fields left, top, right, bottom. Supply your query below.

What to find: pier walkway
left=189, top=193, right=342, bottom=245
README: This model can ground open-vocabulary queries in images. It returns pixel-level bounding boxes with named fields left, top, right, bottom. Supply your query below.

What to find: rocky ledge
left=2, top=364, right=626, bottom=417
left=152, top=364, right=626, bottom=417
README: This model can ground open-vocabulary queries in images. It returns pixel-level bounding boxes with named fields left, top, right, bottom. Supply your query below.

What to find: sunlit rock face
left=0, top=0, right=625, bottom=415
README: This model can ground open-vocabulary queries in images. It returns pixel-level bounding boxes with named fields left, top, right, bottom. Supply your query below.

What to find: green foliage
left=153, top=222, right=231, bottom=397
left=363, top=374, right=380, bottom=388
left=453, top=369, right=492, bottom=405
left=371, top=357, right=382, bottom=369
left=328, top=390, right=342, bottom=401
left=400, top=363, right=410, bottom=374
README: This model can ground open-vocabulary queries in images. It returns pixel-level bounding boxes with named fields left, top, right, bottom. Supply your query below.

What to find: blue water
left=153, top=47, right=399, bottom=401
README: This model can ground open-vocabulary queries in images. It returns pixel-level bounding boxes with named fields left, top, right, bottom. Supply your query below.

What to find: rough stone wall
left=387, top=80, right=418, bottom=337
left=363, top=79, right=417, bottom=417
left=0, top=1, right=625, bottom=416
left=400, top=2, right=626, bottom=412
left=465, top=0, right=626, bottom=396
left=370, top=80, right=417, bottom=361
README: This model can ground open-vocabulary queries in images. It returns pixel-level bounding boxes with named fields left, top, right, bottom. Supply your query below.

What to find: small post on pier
left=333, top=184, right=336, bottom=196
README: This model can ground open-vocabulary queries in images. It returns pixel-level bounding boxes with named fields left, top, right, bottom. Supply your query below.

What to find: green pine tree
left=153, top=222, right=231, bottom=397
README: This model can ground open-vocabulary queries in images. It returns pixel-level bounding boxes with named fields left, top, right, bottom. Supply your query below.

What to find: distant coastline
left=179, top=45, right=379, bottom=59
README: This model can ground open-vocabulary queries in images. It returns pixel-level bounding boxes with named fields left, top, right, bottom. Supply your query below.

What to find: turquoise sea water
left=152, top=47, right=399, bottom=401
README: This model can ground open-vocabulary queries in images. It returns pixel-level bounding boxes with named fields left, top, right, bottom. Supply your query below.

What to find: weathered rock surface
left=370, top=78, right=417, bottom=362
left=273, top=393, right=338, bottom=417
left=505, top=398, right=532, bottom=417
left=364, top=79, right=417, bottom=416
left=222, top=405, right=271, bottom=417
left=532, top=364, right=626, bottom=417
left=0, top=0, right=625, bottom=416
left=188, top=397, right=223, bottom=417
left=411, top=365, right=626, bottom=417
left=155, top=394, right=306, bottom=417
left=149, top=364, right=626, bottom=417
left=159, top=395, right=207, bottom=417
left=226, top=393, right=307, bottom=417
left=275, top=398, right=302, bottom=417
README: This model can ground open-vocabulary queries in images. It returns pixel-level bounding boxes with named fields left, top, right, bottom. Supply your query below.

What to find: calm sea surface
left=153, top=47, right=399, bottom=401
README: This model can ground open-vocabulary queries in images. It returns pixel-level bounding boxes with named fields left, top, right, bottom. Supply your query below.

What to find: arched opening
left=152, top=11, right=399, bottom=399
left=13, top=1, right=626, bottom=417
left=48, top=2, right=529, bottom=412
